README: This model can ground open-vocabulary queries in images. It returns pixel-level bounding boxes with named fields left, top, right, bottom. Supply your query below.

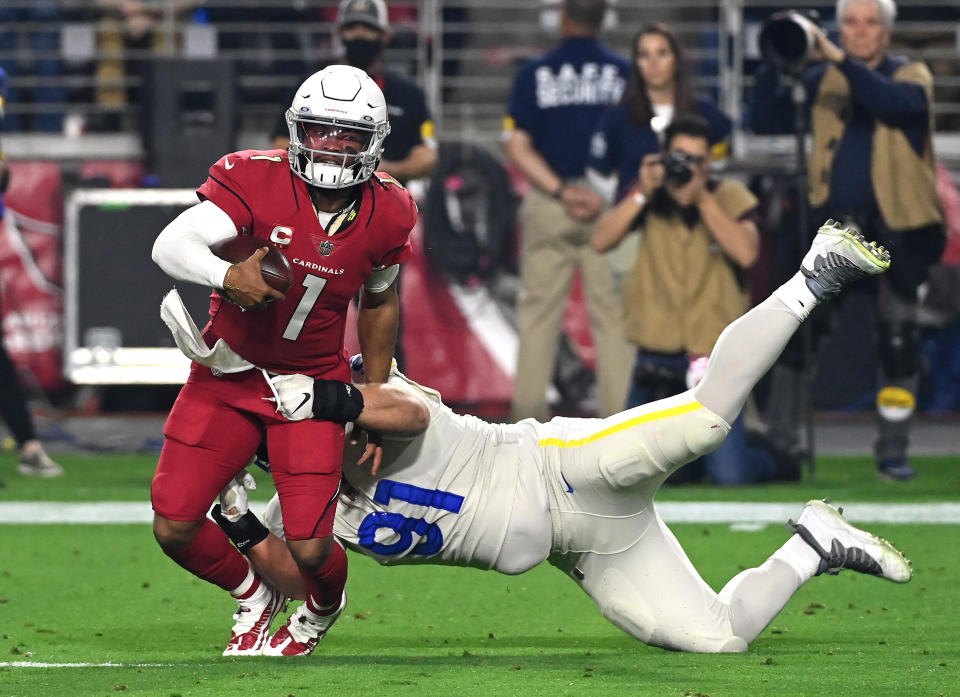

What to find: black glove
left=210, top=503, right=269, bottom=555
left=312, top=378, right=364, bottom=423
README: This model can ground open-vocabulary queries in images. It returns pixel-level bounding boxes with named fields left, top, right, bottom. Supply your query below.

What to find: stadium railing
left=0, top=0, right=957, bottom=166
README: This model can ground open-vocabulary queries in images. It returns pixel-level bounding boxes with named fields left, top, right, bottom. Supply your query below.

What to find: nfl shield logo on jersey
left=318, top=240, right=334, bottom=256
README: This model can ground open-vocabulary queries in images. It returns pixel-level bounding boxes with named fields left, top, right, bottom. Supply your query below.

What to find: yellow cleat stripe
left=539, top=401, right=704, bottom=448
left=841, top=230, right=890, bottom=270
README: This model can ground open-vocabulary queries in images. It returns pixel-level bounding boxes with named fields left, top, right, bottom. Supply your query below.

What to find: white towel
left=159, top=288, right=254, bottom=374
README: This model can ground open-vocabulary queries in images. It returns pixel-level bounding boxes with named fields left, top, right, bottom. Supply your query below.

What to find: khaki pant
left=510, top=190, right=632, bottom=421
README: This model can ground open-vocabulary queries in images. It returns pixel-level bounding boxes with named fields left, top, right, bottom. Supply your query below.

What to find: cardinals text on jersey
left=195, top=150, right=417, bottom=378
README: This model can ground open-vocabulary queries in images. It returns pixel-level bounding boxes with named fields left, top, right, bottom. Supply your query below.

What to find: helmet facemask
left=287, top=111, right=389, bottom=189
left=286, top=65, right=391, bottom=189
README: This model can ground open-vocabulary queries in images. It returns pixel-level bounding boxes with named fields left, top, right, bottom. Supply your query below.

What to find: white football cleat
left=787, top=499, right=912, bottom=583
left=17, top=445, right=64, bottom=478
left=262, top=592, right=346, bottom=657
left=223, top=583, right=287, bottom=656
left=800, top=220, right=890, bottom=300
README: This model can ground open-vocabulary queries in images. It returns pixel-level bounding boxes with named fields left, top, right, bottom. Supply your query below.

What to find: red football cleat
left=262, top=592, right=346, bottom=657
left=222, top=584, right=286, bottom=656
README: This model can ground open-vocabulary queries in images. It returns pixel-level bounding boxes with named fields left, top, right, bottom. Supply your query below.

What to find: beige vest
left=623, top=180, right=757, bottom=355
left=809, top=61, right=943, bottom=231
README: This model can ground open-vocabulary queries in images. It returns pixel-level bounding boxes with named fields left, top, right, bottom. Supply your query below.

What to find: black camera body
left=662, top=150, right=701, bottom=186
left=759, top=10, right=820, bottom=74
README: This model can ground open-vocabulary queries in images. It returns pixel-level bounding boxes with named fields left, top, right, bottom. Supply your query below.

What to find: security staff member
left=503, top=0, right=633, bottom=422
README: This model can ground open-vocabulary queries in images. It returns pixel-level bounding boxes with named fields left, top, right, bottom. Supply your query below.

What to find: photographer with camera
left=591, top=113, right=788, bottom=484
left=750, top=0, right=945, bottom=481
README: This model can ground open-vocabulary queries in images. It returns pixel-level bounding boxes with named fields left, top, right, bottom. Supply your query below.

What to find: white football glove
left=262, top=370, right=315, bottom=421
left=219, top=470, right=256, bottom=522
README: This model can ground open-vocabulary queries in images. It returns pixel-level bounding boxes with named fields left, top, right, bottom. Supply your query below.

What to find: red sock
left=231, top=570, right=261, bottom=600
left=163, top=519, right=250, bottom=592
left=300, top=542, right=347, bottom=615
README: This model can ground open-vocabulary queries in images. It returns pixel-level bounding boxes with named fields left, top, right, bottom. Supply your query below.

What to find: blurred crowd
left=2, top=0, right=959, bottom=486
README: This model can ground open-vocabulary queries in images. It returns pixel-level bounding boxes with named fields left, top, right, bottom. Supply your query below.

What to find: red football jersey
left=195, top=149, right=416, bottom=379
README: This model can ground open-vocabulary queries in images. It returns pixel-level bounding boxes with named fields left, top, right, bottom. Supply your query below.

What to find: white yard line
left=0, top=502, right=156, bottom=523
left=2, top=501, right=960, bottom=524
left=0, top=662, right=170, bottom=668
left=658, top=501, right=960, bottom=524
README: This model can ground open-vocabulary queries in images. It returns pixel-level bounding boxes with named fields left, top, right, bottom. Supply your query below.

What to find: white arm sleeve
left=364, top=263, right=400, bottom=293
left=151, top=200, right=239, bottom=288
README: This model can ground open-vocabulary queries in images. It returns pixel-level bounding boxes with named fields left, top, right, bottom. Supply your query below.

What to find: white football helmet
left=286, top=65, right=390, bottom=189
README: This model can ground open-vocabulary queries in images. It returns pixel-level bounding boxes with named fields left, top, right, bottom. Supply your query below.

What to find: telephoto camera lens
left=759, top=11, right=817, bottom=73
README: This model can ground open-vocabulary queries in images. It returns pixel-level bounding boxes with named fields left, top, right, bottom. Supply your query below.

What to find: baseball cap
left=337, top=0, right=390, bottom=32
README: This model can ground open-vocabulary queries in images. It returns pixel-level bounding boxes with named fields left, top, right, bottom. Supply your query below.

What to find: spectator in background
left=203, top=2, right=310, bottom=112
left=586, top=23, right=731, bottom=206
left=750, top=0, right=944, bottom=480
left=272, top=0, right=437, bottom=185
left=0, top=2, right=65, bottom=132
left=0, top=64, right=64, bottom=480
left=590, top=113, right=791, bottom=485
left=88, top=1, right=201, bottom=131
left=503, top=0, right=633, bottom=422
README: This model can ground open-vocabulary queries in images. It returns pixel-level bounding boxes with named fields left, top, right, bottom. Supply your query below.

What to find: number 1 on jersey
left=282, top=273, right=327, bottom=340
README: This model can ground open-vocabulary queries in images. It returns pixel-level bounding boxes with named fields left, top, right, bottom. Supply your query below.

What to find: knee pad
left=876, top=322, right=919, bottom=380
left=876, top=386, right=916, bottom=423
left=652, top=624, right=749, bottom=654
left=595, top=567, right=657, bottom=644
left=673, top=406, right=730, bottom=460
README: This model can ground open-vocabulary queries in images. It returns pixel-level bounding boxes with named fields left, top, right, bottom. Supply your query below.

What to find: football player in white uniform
left=215, top=221, right=911, bottom=654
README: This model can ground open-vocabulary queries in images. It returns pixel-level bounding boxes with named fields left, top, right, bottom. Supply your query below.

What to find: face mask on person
left=343, top=38, right=385, bottom=69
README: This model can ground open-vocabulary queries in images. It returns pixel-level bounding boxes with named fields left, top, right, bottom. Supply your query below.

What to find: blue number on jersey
left=357, top=479, right=464, bottom=557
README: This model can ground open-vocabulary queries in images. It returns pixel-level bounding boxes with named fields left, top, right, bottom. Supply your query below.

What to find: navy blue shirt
left=750, top=55, right=929, bottom=219
left=506, top=37, right=629, bottom=179
left=587, top=95, right=732, bottom=200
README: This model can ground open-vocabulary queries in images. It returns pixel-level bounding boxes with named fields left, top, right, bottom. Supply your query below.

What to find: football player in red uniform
left=150, top=64, right=417, bottom=656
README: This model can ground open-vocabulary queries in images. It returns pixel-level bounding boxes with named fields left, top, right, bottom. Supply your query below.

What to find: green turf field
left=1, top=452, right=958, bottom=697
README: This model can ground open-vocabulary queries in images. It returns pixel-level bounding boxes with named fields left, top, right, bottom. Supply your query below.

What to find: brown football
left=210, top=235, right=294, bottom=293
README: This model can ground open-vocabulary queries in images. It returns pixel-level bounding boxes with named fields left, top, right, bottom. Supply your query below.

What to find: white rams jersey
left=262, top=374, right=728, bottom=576
left=331, top=375, right=551, bottom=573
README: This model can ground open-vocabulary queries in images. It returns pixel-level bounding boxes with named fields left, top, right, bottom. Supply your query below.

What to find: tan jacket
left=624, top=180, right=757, bottom=355
left=809, top=61, right=943, bottom=231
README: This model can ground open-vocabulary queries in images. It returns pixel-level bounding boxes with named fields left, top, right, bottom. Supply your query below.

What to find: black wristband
left=312, top=378, right=365, bottom=423
left=551, top=182, right=565, bottom=199
left=210, top=504, right=269, bottom=555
